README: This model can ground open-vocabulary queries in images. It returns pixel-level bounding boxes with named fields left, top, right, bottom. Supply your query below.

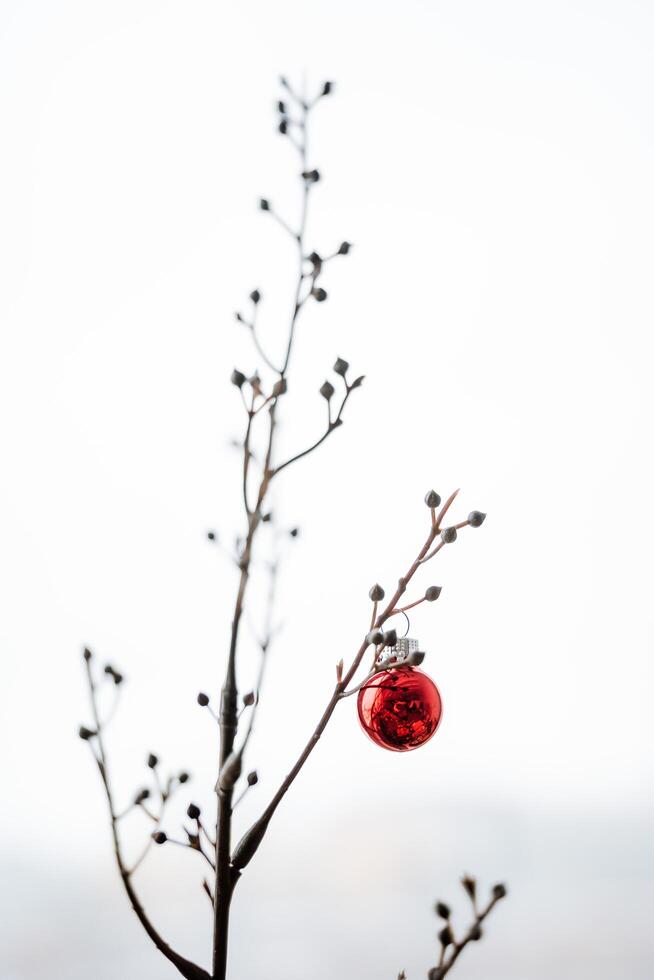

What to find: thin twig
left=273, top=386, right=352, bottom=476
left=81, top=654, right=209, bottom=980
left=230, top=491, right=471, bottom=873
left=430, top=882, right=507, bottom=978
left=212, top=84, right=328, bottom=980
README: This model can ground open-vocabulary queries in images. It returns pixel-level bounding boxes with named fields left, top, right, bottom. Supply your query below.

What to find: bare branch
left=272, top=379, right=360, bottom=477
left=212, top=79, right=340, bottom=980
left=231, top=489, right=472, bottom=872
left=424, top=878, right=507, bottom=979
left=82, top=74, right=497, bottom=980
left=80, top=652, right=209, bottom=980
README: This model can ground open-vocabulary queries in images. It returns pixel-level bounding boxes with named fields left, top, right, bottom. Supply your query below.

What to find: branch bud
left=135, top=788, right=150, bottom=804
left=259, top=198, right=270, bottom=211
left=302, top=169, right=320, bottom=183
left=337, top=240, right=351, bottom=255
left=319, top=380, right=335, bottom=400
left=312, top=287, right=328, bottom=302
left=468, top=511, right=486, bottom=527
left=187, top=803, right=201, bottom=820
left=152, top=831, right=167, bottom=845
left=438, top=925, right=454, bottom=948
left=247, top=771, right=259, bottom=786
left=272, top=378, right=287, bottom=397
left=83, top=647, right=93, bottom=662
left=425, top=586, right=442, bottom=602
left=278, top=119, right=288, bottom=135
left=435, top=901, right=451, bottom=919
left=366, top=629, right=384, bottom=646
left=441, top=527, right=457, bottom=544
left=104, top=664, right=123, bottom=685
left=333, top=356, right=349, bottom=376
left=424, top=490, right=441, bottom=508
left=147, top=753, right=158, bottom=769
left=469, top=923, right=483, bottom=941
left=492, top=882, right=507, bottom=900
left=407, top=650, right=425, bottom=666
left=178, top=771, right=190, bottom=784
left=78, top=726, right=95, bottom=740
left=197, top=692, right=210, bottom=706
left=249, top=289, right=261, bottom=304
left=368, top=583, right=385, bottom=601
left=382, top=629, right=397, bottom=647
left=231, top=369, right=246, bottom=388
left=461, top=874, right=477, bottom=902
left=321, top=81, right=333, bottom=96
left=243, top=691, right=255, bottom=707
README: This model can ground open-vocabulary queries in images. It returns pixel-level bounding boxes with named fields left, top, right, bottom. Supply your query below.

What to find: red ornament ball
left=357, top=667, right=443, bottom=751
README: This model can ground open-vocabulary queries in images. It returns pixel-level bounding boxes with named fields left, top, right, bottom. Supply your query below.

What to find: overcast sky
left=1, top=2, right=654, bottom=979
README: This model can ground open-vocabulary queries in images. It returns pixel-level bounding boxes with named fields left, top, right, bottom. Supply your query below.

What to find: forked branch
left=80, top=74, right=502, bottom=980
left=79, top=650, right=209, bottom=980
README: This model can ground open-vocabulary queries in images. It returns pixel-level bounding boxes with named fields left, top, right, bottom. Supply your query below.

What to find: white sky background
left=1, top=1, right=654, bottom=978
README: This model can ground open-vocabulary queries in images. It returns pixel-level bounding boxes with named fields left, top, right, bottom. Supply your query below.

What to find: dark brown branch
left=424, top=879, right=507, bottom=979
left=238, top=308, right=283, bottom=376
left=213, top=82, right=329, bottom=980
left=271, top=380, right=357, bottom=477
left=82, top=76, right=495, bottom=980
left=203, top=879, right=215, bottom=908
left=231, top=490, right=474, bottom=873
left=81, top=654, right=209, bottom=980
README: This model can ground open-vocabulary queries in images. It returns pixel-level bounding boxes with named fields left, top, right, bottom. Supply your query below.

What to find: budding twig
left=213, top=79, right=349, bottom=980
left=272, top=377, right=360, bottom=476
left=79, top=650, right=209, bottom=980
left=231, top=488, right=485, bottom=874
left=420, top=879, right=507, bottom=979
left=81, top=74, right=496, bottom=980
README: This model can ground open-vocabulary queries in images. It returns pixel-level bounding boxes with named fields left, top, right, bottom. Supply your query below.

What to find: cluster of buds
left=104, top=664, right=124, bottom=685
left=305, top=242, right=352, bottom=305
left=318, top=356, right=364, bottom=416
left=78, top=648, right=124, bottom=741
left=277, top=76, right=333, bottom=126
left=423, top=877, right=507, bottom=979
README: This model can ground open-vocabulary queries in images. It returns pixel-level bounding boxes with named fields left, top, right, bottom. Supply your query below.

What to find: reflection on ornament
left=357, top=666, right=443, bottom=751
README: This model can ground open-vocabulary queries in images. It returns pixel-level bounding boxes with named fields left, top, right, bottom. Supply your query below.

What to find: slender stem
left=281, top=111, right=310, bottom=377
left=212, top=94, right=315, bottom=980
left=247, top=306, right=283, bottom=375
left=273, top=388, right=350, bottom=477
left=231, top=491, right=461, bottom=872
left=250, top=327, right=282, bottom=374
left=241, top=392, right=256, bottom=516
left=83, top=659, right=209, bottom=980
left=390, top=596, right=427, bottom=615
left=439, top=892, right=504, bottom=976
